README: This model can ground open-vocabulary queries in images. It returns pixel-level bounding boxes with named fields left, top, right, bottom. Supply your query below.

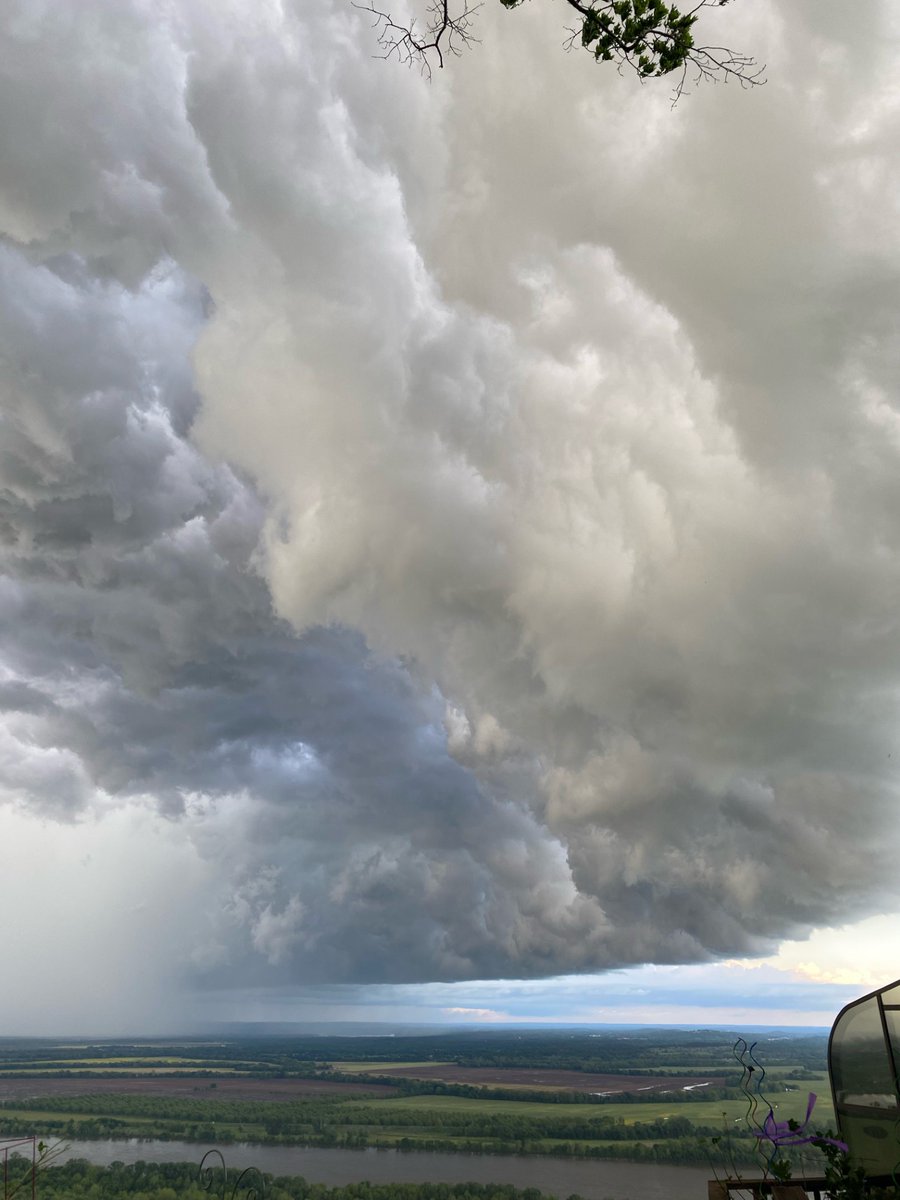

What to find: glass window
left=829, top=984, right=900, bottom=1174
left=831, top=997, right=897, bottom=1110
left=884, top=1009, right=900, bottom=1086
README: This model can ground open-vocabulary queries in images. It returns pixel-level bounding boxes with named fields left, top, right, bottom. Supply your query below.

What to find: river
left=54, top=1139, right=716, bottom=1200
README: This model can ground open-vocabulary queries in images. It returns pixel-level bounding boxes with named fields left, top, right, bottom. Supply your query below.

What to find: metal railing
left=1, top=1137, right=37, bottom=1200
left=708, top=1174, right=899, bottom=1200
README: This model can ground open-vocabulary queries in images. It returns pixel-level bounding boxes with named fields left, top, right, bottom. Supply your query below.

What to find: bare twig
left=356, top=0, right=763, bottom=100
left=354, top=0, right=482, bottom=78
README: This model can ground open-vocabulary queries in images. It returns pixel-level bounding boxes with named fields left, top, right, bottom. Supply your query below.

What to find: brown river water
left=55, top=1138, right=717, bottom=1200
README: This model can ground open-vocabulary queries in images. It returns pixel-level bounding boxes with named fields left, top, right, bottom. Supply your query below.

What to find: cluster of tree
left=0, top=1089, right=765, bottom=1166
left=0, top=1084, right=748, bottom=1147
left=0, top=1115, right=116, bottom=1140
left=311, top=1108, right=723, bottom=1141
left=0, top=1094, right=350, bottom=1122
left=0, top=1031, right=826, bottom=1172
left=301, top=1029, right=825, bottom=1073
left=3, top=1090, right=730, bottom=1134
left=0, top=1040, right=318, bottom=1076
left=0, top=1031, right=829, bottom=1077
left=356, top=1136, right=735, bottom=1165
left=3, top=1158, right=576, bottom=1200
left=327, top=1071, right=742, bottom=1105
left=0, top=1118, right=755, bottom=1165
left=0, top=1071, right=270, bottom=1081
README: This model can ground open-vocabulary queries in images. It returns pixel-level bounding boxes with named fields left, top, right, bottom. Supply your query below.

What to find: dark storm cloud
left=0, top=242, right=608, bottom=985
left=1, top=0, right=900, bottom=1001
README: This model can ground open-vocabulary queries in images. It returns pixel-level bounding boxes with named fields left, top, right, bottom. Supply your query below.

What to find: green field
left=340, top=1090, right=834, bottom=1126
left=0, top=1027, right=835, bottom=1168
left=4, top=1084, right=830, bottom=1152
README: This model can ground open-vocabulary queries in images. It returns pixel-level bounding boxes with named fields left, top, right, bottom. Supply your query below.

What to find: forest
left=0, top=1028, right=832, bottom=1168
left=2, top=1157, right=578, bottom=1200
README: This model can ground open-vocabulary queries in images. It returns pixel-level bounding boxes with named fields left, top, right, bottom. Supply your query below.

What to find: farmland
left=0, top=1027, right=832, bottom=1167
left=330, top=1063, right=723, bottom=1094
left=0, top=1076, right=399, bottom=1103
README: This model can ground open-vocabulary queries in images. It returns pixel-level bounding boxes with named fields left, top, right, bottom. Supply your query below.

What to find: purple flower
left=754, top=1093, right=849, bottom=1153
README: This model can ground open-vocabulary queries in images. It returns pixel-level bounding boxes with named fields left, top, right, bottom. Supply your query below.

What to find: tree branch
left=356, top=0, right=763, bottom=101
left=354, top=0, right=482, bottom=78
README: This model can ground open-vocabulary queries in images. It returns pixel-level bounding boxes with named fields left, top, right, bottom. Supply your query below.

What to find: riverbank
left=52, top=1138, right=717, bottom=1200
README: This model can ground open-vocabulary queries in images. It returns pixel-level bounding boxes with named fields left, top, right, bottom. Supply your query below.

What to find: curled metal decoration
left=198, top=1150, right=266, bottom=1200
left=733, top=1038, right=770, bottom=1133
left=199, top=1149, right=227, bottom=1199
left=732, top=1037, right=776, bottom=1170
left=231, top=1166, right=266, bottom=1200
left=199, top=1150, right=226, bottom=1181
left=732, top=1038, right=847, bottom=1174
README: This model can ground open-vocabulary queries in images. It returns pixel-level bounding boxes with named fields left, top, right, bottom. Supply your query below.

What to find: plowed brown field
left=0, top=1076, right=397, bottom=1103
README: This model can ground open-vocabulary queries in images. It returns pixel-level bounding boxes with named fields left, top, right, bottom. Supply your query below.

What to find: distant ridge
left=201, top=1020, right=829, bottom=1037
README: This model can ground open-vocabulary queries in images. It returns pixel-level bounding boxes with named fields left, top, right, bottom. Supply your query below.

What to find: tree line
left=2, top=1158, right=577, bottom=1200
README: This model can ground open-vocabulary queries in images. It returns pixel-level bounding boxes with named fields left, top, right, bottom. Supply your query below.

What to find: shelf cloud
left=2, top=0, right=900, bottom=1016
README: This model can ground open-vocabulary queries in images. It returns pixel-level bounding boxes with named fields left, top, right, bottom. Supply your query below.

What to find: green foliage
left=578, top=1, right=695, bottom=76
left=1, top=1140, right=68, bottom=1200
left=0, top=1027, right=827, bottom=1087
left=810, top=1133, right=873, bottom=1200
left=496, top=0, right=708, bottom=74
left=357, top=0, right=758, bottom=94
left=0, top=1031, right=824, bottom=1169
left=2, top=1159, right=577, bottom=1200
left=768, top=1152, right=794, bottom=1183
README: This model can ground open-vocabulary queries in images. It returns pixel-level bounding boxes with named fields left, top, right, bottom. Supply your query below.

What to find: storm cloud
left=2, top=0, right=900, bottom=1011
left=0, top=244, right=607, bottom=987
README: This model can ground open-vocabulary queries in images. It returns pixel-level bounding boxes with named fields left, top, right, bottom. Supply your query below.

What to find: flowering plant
left=750, top=1092, right=848, bottom=1183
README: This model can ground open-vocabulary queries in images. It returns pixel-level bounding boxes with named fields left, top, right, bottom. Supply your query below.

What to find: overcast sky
left=2, top=0, right=900, bottom=1035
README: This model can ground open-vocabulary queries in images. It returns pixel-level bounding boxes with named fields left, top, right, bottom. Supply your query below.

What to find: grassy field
left=340, top=1091, right=836, bottom=1128
left=0, top=1107, right=163, bottom=1126
left=0, top=1088, right=837, bottom=1168
left=0, top=1028, right=833, bottom=1168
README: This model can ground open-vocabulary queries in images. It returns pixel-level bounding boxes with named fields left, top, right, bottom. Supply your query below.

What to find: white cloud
left=760, top=912, right=900, bottom=990
left=1, top=0, right=900, bottom=1028
left=444, top=1007, right=508, bottom=1022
